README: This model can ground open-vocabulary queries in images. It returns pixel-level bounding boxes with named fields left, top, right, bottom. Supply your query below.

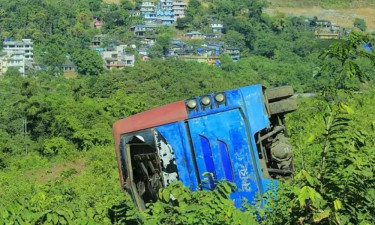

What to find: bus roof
left=113, top=100, right=187, bottom=147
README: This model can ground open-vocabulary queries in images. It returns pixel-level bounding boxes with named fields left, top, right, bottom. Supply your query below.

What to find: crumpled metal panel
left=188, top=109, right=261, bottom=207
left=153, top=129, right=179, bottom=186
left=156, top=122, right=199, bottom=191
left=238, top=85, right=273, bottom=194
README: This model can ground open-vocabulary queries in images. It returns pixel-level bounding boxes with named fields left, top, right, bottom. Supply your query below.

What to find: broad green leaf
left=313, top=210, right=330, bottom=223
left=339, top=103, right=354, bottom=114
left=162, top=189, right=170, bottom=202
left=298, top=186, right=308, bottom=207
left=334, top=199, right=342, bottom=211
left=307, top=134, right=315, bottom=143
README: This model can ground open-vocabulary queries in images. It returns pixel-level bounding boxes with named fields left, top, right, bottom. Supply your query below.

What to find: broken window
left=120, top=129, right=179, bottom=210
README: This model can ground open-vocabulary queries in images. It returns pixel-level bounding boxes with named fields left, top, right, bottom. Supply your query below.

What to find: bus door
left=187, top=109, right=262, bottom=206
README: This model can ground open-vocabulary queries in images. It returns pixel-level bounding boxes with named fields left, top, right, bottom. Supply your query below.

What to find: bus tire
left=269, top=99, right=297, bottom=115
left=266, top=86, right=294, bottom=102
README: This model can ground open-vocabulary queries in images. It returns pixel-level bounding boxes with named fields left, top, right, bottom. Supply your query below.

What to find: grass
left=266, top=0, right=375, bottom=9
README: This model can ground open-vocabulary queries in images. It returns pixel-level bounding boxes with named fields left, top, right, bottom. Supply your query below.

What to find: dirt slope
left=264, top=6, right=375, bottom=31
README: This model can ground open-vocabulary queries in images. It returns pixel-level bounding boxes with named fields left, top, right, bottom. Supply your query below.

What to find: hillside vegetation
left=1, top=0, right=375, bottom=224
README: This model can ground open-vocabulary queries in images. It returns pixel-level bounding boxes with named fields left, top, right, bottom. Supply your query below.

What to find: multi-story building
left=140, top=0, right=155, bottom=14
left=144, top=12, right=157, bottom=24
left=3, top=39, right=34, bottom=61
left=131, top=25, right=147, bottom=36
left=172, top=0, right=187, bottom=20
left=159, top=0, right=173, bottom=12
left=91, top=34, right=107, bottom=47
left=156, top=10, right=174, bottom=26
left=99, top=46, right=135, bottom=69
left=0, top=39, right=34, bottom=76
left=0, top=53, right=8, bottom=75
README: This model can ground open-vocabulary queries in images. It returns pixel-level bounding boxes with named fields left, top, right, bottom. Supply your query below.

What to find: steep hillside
left=264, top=7, right=375, bottom=31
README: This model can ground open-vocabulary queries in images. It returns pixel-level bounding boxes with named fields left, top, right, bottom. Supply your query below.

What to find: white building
left=99, top=46, right=135, bottom=69
left=210, top=22, right=224, bottom=33
left=0, top=39, right=34, bottom=76
left=140, top=0, right=155, bottom=14
left=159, top=0, right=173, bottom=12
left=172, top=0, right=187, bottom=20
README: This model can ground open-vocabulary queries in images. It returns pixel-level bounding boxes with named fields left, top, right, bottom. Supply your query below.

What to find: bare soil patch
left=25, top=159, right=87, bottom=183
left=104, top=0, right=121, bottom=4
left=264, top=7, right=375, bottom=31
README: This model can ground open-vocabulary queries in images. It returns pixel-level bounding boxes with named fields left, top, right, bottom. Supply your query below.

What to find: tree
left=320, top=30, right=375, bottom=89
left=4, top=67, right=21, bottom=77
left=222, top=30, right=246, bottom=51
left=72, top=49, right=104, bottom=76
left=148, top=44, right=164, bottom=59
left=354, top=18, right=367, bottom=32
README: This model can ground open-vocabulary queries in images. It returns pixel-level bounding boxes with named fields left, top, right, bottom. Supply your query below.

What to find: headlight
left=201, top=96, right=211, bottom=106
left=215, top=93, right=225, bottom=102
left=186, top=99, right=197, bottom=109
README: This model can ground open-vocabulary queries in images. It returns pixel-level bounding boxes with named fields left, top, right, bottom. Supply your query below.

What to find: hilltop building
left=136, top=0, right=186, bottom=26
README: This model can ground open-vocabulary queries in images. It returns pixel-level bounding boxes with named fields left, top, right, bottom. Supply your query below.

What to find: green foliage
left=43, top=137, right=74, bottom=158
left=0, top=1, right=375, bottom=224
left=140, top=181, right=257, bottom=225
left=319, top=30, right=375, bottom=89
left=72, top=49, right=104, bottom=76
left=354, top=18, right=367, bottom=32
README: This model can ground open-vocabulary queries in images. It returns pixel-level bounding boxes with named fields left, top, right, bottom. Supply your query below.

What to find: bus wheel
left=265, top=86, right=294, bottom=101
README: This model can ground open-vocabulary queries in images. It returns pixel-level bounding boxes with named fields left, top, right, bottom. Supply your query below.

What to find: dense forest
left=1, top=0, right=375, bottom=224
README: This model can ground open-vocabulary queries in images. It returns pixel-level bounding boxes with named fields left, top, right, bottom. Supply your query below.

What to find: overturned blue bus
left=113, top=84, right=297, bottom=210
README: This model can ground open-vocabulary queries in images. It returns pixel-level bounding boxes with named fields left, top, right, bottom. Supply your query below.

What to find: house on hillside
left=184, top=31, right=204, bottom=40
left=210, top=21, right=223, bottom=33
left=144, top=12, right=157, bottom=24
left=91, top=34, right=107, bottom=47
left=172, top=0, right=187, bottom=20
left=129, top=10, right=141, bottom=17
left=1, top=38, right=35, bottom=76
left=204, top=33, right=222, bottom=40
left=224, top=47, right=240, bottom=62
left=140, top=37, right=156, bottom=46
left=62, top=57, right=76, bottom=72
left=99, top=46, right=135, bottom=69
left=140, top=0, right=155, bottom=14
left=159, top=0, right=173, bottom=12
left=94, top=18, right=103, bottom=29
left=156, top=10, right=174, bottom=26
left=314, top=20, right=341, bottom=39
left=61, top=56, right=77, bottom=78
left=131, top=25, right=147, bottom=36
